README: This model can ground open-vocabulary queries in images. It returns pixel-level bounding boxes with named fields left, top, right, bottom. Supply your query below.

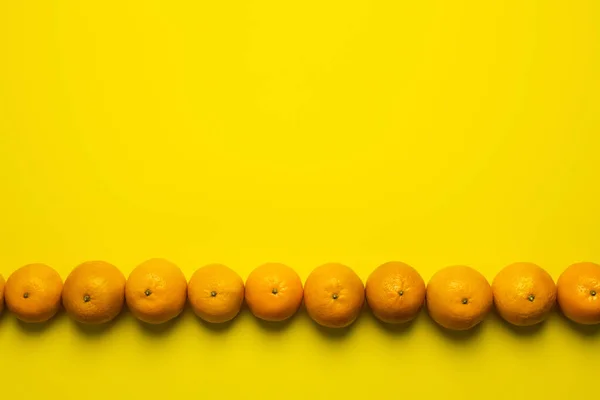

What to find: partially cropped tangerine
left=366, top=261, right=426, bottom=324
left=0, top=274, right=5, bottom=315
left=245, top=263, right=303, bottom=322
left=557, top=262, right=600, bottom=325
left=427, top=265, right=493, bottom=330
left=492, top=262, right=556, bottom=326
left=304, top=263, right=365, bottom=328
left=4, top=264, right=63, bottom=323
left=188, top=264, right=245, bottom=323
left=126, top=258, right=188, bottom=324
left=63, top=261, right=126, bottom=324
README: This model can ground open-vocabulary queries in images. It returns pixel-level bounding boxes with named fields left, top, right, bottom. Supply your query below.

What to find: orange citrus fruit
left=366, top=261, right=425, bottom=324
left=126, top=258, right=187, bottom=324
left=304, top=263, right=365, bottom=328
left=557, top=262, right=600, bottom=325
left=63, top=261, right=126, bottom=324
left=0, top=274, right=5, bottom=315
left=245, top=263, right=303, bottom=322
left=492, top=262, right=556, bottom=326
left=4, top=264, right=63, bottom=323
left=427, top=265, right=493, bottom=330
left=188, top=264, right=245, bottom=323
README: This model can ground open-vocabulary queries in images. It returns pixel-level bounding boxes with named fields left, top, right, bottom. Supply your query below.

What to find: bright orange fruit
left=557, top=262, right=600, bottom=325
left=304, top=263, right=365, bottom=328
left=366, top=261, right=425, bottom=324
left=188, top=264, right=245, bottom=323
left=63, top=261, right=126, bottom=324
left=126, top=258, right=187, bottom=324
left=4, top=264, right=63, bottom=323
left=492, top=262, right=556, bottom=326
left=245, top=263, right=303, bottom=322
left=427, top=265, right=493, bottom=330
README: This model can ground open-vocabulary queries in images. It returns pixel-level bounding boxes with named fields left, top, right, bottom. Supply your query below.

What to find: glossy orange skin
left=245, top=263, right=303, bottom=322
left=5, top=264, right=63, bottom=323
left=188, top=264, right=245, bottom=323
left=492, top=262, right=556, bottom=326
left=427, top=265, right=493, bottom=331
left=366, top=261, right=425, bottom=324
left=126, top=258, right=188, bottom=324
left=557, top=262, right=600, bottom=325
left=304, top=263, right=365, bottom=328
left=63, top=261, right=126, bottom=324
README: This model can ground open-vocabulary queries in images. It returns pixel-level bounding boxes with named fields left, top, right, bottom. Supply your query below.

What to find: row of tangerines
left=0, top=260, right=598, bottom=329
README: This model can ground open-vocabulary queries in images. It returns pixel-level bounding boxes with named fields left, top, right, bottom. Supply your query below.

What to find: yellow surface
left=1, top=1, right=599, bottom=399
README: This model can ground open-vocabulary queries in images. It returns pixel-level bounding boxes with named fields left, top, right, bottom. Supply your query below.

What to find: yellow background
left=1, top=1, right=599, bottom=399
